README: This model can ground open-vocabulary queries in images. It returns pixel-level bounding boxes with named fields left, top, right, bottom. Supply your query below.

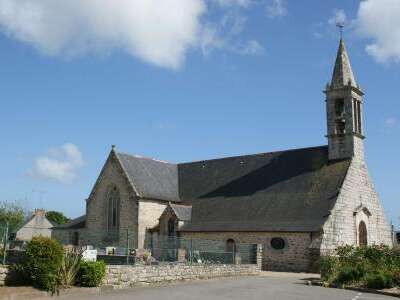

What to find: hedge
left=320, top=245, right=400, bottom=289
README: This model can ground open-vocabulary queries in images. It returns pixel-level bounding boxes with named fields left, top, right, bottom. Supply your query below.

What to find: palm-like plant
left=59, top=247, right=82, bottom=287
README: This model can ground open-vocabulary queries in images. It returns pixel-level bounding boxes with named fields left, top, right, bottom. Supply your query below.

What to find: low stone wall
left=0, top=265, right=9, bottom=286
left=105, top=264, right=260, bottom=288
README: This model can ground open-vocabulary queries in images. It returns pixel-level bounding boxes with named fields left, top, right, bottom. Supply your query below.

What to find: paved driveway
left=56, top=273, right=398, bottom=300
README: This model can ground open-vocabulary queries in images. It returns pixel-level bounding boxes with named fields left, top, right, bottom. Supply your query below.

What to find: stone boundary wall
left=0, top=265, right=9, bottom=286
left=104, top=264, right=260, bottom=288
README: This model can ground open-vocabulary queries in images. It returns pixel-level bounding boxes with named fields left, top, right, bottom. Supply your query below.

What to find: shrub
left=365, top=271, right=393, bottom=289
left=23, top=237, right=63, bottom=293
left=78, top=261, right=106, bottom=287
left=320, top=245, right=400, bottom=289
left=320, top=256, right=338, bottom=281
left=336, top=265, right=365, bottom=286
left=393, top=270, right=400, bottom=286
left=6, top=264, right=31, bottom=286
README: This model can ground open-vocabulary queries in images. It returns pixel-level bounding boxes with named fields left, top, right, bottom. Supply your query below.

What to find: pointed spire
left=331, top=39, right=357, bottom=89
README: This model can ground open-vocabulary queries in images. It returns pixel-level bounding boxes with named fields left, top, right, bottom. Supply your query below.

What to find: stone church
left=53, top=39, right=392, bottom=272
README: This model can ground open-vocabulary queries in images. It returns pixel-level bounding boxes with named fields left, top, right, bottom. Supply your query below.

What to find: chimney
left=33, top=209, right=46, bottom=217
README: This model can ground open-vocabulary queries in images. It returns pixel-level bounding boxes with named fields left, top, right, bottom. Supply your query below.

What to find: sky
left=0, top=0, right=399, bottom=227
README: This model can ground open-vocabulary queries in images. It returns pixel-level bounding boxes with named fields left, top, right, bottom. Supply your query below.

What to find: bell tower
left=324, top=39, right=365, bottom=161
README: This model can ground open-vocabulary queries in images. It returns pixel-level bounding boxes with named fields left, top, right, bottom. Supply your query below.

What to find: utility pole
left=2, top=222, right=9, bottom=265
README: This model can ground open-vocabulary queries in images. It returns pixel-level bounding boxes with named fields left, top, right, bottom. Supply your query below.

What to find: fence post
left=126, top=229, right=129, bottom=265
left=256, top=244, right=263, bottom=270
left=190, top=238, right=193, bottom=265
left=2, top=222, right=9, bottom=265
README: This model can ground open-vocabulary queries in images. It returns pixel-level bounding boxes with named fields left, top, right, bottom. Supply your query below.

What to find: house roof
left=178, top=145, right=350, bottom=232
left=170, top=203, right=192, bottom=221
left=116, top=152, right=180, bottom=202
left=53, top=215, right=86, bottom=229
left=13, top=209, right=55, bottom=233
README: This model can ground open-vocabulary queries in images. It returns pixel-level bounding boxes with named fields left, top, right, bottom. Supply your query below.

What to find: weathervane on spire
left=336, top=21, right=345, bottom=39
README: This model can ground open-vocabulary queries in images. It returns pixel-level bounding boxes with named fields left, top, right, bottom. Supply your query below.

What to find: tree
left=46, top=211, right=69, bottom=225
left=0, top=201, right=25, bottom=232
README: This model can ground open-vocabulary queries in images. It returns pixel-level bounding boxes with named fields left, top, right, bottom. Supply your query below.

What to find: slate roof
left=53, top=215, right=86, bottom=229
left=116, top=152, right=180, bottom=202
left=178, top=146, right=351, bottom=232
left=170, top=203, right=192, bottom=221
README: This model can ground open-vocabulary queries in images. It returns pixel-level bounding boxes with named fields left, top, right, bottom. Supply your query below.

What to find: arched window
left=168, top=218, right=176, bottom=237
left=107, top=186, right=120, bottom=231
left=359, top=221, right=368, bottom=247
left=226, top=239, right=236, bottom=253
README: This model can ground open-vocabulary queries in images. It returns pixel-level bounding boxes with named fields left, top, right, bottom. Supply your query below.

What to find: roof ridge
left=116, top=151, right=175, bottom=165
left=178, top=145, right=328, bottom=165
left=170, top=203, right=191, bottom=208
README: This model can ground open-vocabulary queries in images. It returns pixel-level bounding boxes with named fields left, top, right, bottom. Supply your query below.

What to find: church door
left=358, top=221, right=368, bottom=247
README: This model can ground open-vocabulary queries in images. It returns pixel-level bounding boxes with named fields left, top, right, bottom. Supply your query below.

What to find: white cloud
left=29, top=143, right=84, bottom=184
left=265, top=0, right=287, bottom=19
left=385, top=117, right=398, bottom=128
left=0, top=0, right=266, bottom=69
left=213, top=0, right=252, bottom=8
left=355, top=0, right=400, bottom=63
left=200, top=9, right=264, bottom=56
left=0, top=0, right=206, bottom=69
left=328, top=9, right=347, bottom=26
left=234, top=39, right=264, bottom=55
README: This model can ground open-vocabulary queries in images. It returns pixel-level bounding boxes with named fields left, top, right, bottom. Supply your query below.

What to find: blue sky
left=0, top=0, right=399, bottom=227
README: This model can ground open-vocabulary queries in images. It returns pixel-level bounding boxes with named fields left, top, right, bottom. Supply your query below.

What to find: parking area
left=53, top=272, right=398, bottom=300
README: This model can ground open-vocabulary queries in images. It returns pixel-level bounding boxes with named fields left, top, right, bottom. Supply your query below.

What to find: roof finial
left=111, top=145, right=116, bottom=150
left=336, top=20, right=345, bottom=40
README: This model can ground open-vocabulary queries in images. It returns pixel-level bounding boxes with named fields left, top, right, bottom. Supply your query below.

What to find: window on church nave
left=107, top=186, right=120, bottom=231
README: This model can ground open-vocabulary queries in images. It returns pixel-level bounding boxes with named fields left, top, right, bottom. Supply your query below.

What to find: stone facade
left=52, top=228, right=86, bottom=246
left=80, top=151, right=169, bottom=250
left=85, top=152, right=138, bottom=248
left=320, top=144, right=393, bottom=254
left=104, top=264, right=260, bottom=288
left=325, top=86, right=364, bottom=161
left=179, top=232, right=317, bottom=272
left=138, top=200, right=167, bottom=249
